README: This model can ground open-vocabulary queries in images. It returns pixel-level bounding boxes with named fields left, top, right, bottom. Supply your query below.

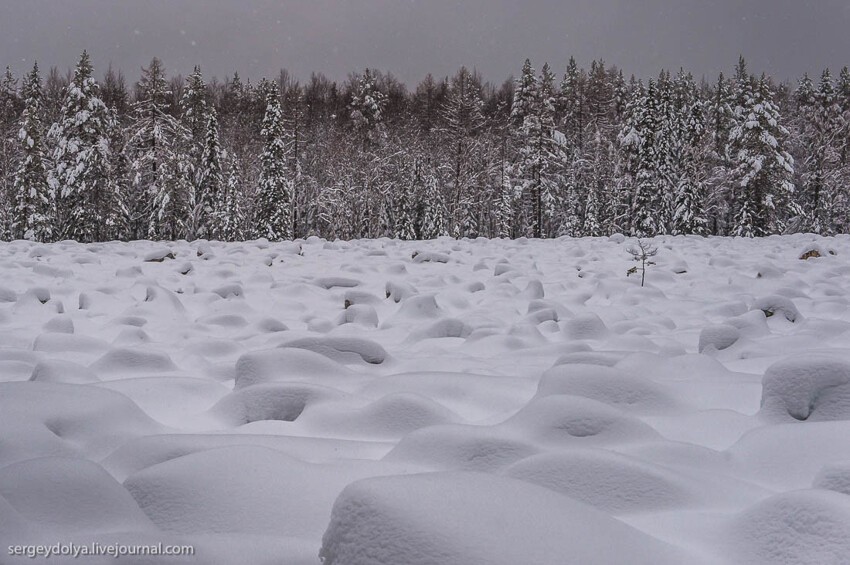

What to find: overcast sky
left=2, top=0, right=849, bottom=86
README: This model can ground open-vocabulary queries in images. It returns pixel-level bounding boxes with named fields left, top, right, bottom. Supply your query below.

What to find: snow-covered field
left=2, top=234, right=850, bottom=564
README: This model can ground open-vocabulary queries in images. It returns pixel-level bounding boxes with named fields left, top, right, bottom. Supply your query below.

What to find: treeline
left=0, top=52, right=847, bottom=242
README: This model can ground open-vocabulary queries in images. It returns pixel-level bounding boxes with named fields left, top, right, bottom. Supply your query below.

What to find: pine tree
left=559, top=57, right=586, bottom=152
left=105, top=106, right=130, bottom=240
left=48, top=51, right=116, bottom=242
left=181, top=66, right=208, bottom=146
left=669, top=72, right=708, bottom=234
left=621, top=79, right=663, bottom=236
left=705, top=73, right=735, bottom=234
left=349, top=69, right=386, bottom=148
left=220, top=155, right=245, bottom=241
left=199, top=108, right=224, bottom=239
left=254, top=79, right=292, bottom=240
left=0, top=67, right=23, bottom=237
left=12, top=63, right=52, bottom=241
left=583, top=127, right=614, bottom=236
left=511, top=60, right=564, bottom=238
left=420, top=169, right=448, bottom=239
left=729, top=75, right=796, bottom=237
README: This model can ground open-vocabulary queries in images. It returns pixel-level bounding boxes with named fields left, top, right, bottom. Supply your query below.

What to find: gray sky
left=2, top=0, right=849, bottom=87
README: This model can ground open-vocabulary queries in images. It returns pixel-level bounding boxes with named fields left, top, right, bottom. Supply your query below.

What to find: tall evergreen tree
left=729, top=75, right=796, bottom=237
left=349, top=69, right=387, bottom=148
left=12, top=63, right=52, bottom=241
left=254, top=79, right=292, bottom=240
left=199, top=108, right=225, bottom=239
left=0, top=67, right=23, bottom=236
left=511, top=60, right=564, bottom=238
left=48, top=52, right=117, bottom=242
left=220, top=155, right=246, bottom=242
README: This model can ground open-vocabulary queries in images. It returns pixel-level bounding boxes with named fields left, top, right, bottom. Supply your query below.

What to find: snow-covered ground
left=2, top=234, right=850, bottom=564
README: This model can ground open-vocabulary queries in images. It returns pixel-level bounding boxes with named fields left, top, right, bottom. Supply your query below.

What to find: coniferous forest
left=1, top=52, right=848, bottom=243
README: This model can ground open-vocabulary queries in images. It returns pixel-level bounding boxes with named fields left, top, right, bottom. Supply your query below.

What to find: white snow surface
left=2, top=234, right=850, bottom=564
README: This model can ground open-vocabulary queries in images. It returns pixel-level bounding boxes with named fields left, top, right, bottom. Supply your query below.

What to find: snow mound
left=727, top=421, right=850, bottom=490
left=536, top=364, right=676, bottom=413
left=315, top=276, right=361, bottom=289
left=385, top=424, right=538, bottom=472
left=500, top=395, right=659, bottom=446
left=385, top=280, right=416, bottom=302
left=730, top=489, right=850, bottom=565
left=234, top=347, right=354, bottom=389
left=33, top=333, right=109, bottom=354
left=503, top=450, right=696, bottom=514
left=211, top=283, right=243, bottom=299
left=412, top=251, right=449, bottom=263
left=409, top=318, right=472, bottom=340
left=280, top=336, right=388, bottom=365
left=143, top=247, right=175, bottom=262
left=0, top=457, right=155, bottom=534
left=336, top=304, right=379, bottom=327
left=343, top=289, right=382, bottom=307
left=319, top=472, right=691, bottom=565
left=760, top=354, right=850, bottom=421
left=751, top=295, right=802, bottom=322
left=0, top=285, right=17, bottom=302
left=90, top=347, right=178, bottom=377
left=44, top=315, right=74, bottom=334
left=813, top=463, right=850, bottom=495
left=300, top=393, right=459, bottom=440
left=255, top=317, right=289, bottom=333
left=388, top=294, right=442, bottom=321
left=124, top=445, right=371, bottom=539
left=211, top=382, right=342, bottom=425
left=357, top=371, right=535, bottom=421
left=553, top=350, right=625, bottom=367
left=0, top=382, right=162, bottom=465
left=799, top=243, right=836, bottom=260
left=563, top=313, right=609, bottom=340
left=698, top=324, right=741, bottom=353
left=30, top=360, right=100, bottom=384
